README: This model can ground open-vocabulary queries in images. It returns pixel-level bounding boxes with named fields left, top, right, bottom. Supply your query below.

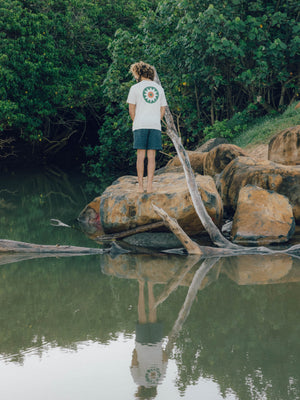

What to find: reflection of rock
left=268, top=126, right=300, bottom=166
left=99, top=173, right=223, bottom=235
left=101, top=254, right=217, bottom=290
left=231, top=185, right=295, bottom=245
left=101, top=254, right=191, bottom=282
left=222, top=254, right=293, bottom=285
left=101, top=253, right=300, bottom=289
left=217, top=156, right=300, bottom=223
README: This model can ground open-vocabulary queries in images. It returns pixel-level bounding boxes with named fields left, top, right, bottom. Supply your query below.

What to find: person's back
left=127, top=61, right=167, bottom=193
left=128, top=80, right=166, bottom=131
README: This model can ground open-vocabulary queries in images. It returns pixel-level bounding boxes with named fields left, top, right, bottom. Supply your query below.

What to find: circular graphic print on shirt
left=145, top=367, right=161, bottom=385
left=143, top=86, right=159, bottom=103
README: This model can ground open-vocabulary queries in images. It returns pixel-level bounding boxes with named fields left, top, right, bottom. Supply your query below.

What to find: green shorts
left=136, top=322, right=163, bottom=345
left=133, top=129, right=162, bottom=150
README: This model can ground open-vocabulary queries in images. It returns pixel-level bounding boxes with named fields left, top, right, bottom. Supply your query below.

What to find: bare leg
left=138, top=280, right=147, bottom=324
left=136, top=149, right=146, bottom=193
left=146, top=150, right=156, bottom=193
left=147, top=281, right=157, bottom=323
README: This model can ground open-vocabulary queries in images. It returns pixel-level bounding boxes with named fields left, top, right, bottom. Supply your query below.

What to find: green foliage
left=233, top=103, right=300, bottom=148
left=204, top=120, right=235, bottom=140
left=0, top=0, right=299, bottom=176
left=85, top=0, right=299, bottom=178
left=203, top=104, right=261, bottom=140
left=0, top=0, right=152, bottom=163
left=0, top=1, right=99, bottom=143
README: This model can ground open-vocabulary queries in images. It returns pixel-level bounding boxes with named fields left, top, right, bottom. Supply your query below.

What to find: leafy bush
left=0, top=0, right=154, bottom=164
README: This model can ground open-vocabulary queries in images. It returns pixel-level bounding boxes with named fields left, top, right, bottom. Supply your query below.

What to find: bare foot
left=137, top=187, right=144, bottom=193
left=146, top=187, right=153, bottom=193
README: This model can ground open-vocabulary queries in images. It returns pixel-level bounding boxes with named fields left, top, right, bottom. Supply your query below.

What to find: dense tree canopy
left=0, top=0, right=299, bottom=173
left=0, top=0, right=156, bottom=166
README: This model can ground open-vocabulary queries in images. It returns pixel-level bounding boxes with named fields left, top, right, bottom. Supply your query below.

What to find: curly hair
left=130, top=61, right=155, bottom=81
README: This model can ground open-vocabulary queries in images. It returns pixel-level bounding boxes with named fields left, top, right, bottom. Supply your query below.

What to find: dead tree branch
left=154, top=70, right=238, bottom=250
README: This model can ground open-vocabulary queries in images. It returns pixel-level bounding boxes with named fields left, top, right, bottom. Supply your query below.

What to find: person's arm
left=160, top=106, right=166, bottom=120
left=131, top=348, right=139, bottom=367
left=129, top=103, right=136, bottom=121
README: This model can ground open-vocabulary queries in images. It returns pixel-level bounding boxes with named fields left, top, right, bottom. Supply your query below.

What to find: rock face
left=202, top=144, right=247, bottom=176
left=231, top=185, right=295, bottom=245
left=217, top=156, right=300, bottom=223
left=165, top=143, right=246, bottom=175
left=195, top=137, right=228, bottom=153
left=268, top=125, right=300, bottom=165
left=99, top=173, right=223, bottom=235
left=122, top=232, right=182, bottom=249
left=165, top=151, right=206, bottom=174
left=77, top=196, right=104, bottom=238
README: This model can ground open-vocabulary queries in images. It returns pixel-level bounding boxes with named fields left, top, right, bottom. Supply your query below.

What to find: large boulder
left=231, top=185, right=295, bottom=245
left=122, top=232, right=182, bottom=250
left=202, top=144, right=247, bottom=176
left=98, top=173, right=223, bottom=235
left=165, top=151, right=206, bottom=174
left=268, top=125, right=300, bottom=165
left=216, top=156, right=300, bottom=223
left=164, top=143, right=246, bottom=175
left=195, top=137, right=228, bottom=153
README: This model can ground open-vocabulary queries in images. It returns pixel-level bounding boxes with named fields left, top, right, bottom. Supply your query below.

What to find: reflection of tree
left=0, top=169, right=97, bottom=247
left=0, top=256, right=138, bottom=362
left=0, top=251, right=299, bottom=400
left=172, top=275, right=300, bottom=400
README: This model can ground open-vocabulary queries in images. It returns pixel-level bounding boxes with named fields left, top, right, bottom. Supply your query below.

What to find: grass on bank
left=231, top=102, right=300, bottom=149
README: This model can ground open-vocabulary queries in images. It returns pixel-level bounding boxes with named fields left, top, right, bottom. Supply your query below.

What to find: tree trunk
left=154, top=71, right=239, bottom=249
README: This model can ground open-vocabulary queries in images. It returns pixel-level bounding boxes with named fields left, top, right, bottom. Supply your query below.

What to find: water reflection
left=2, top=169, right=300, bottom=398
left=129, top=256, right=214, bottom=399
left=0, top=252, right=299, bottom=399
left=131, top=279, right=168, bottom=399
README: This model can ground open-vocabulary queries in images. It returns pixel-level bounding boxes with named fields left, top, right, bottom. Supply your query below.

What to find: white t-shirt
left=127, top=80, right=167, bottom=131
left=130, top=341, right=167, bottom=388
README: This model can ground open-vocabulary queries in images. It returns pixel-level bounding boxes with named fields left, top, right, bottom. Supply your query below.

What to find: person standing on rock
left=127, top=61, right=167, bottom=193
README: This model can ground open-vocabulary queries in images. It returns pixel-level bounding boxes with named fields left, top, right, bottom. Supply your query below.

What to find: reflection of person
left=127, top=61, right=167, bottom=194
left=131, top=280, right=168, bottom=399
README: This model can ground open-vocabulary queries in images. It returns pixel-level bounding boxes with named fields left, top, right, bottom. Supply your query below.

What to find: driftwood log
left=0, top=239, right=108, bottom=254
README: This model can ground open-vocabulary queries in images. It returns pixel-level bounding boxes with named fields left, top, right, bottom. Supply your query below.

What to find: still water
left=0, top=169, right=300, bottom=400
